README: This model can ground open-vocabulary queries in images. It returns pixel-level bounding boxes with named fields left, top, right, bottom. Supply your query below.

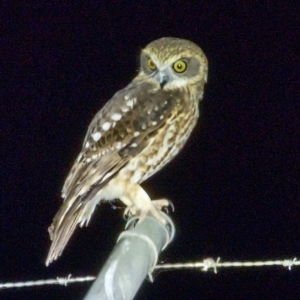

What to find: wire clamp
left=202, top=257, right=221, bottom=274
left=282, top=257, right=297, bottom=270
left=56, top=274, right=72, bottom=286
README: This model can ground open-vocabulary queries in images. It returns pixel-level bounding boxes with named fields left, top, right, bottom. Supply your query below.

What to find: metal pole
left=83, top=212, right=175, bottom=300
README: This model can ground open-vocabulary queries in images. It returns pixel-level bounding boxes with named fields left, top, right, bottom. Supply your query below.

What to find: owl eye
left=173, top=60, right=187, bottom=73
left=147, top=58, right=157, bottom=71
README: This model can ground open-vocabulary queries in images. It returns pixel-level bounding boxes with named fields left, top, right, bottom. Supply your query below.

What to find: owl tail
left=45, top=194, right=100, bottom=266
left=46, top=156, right=127, bottom=266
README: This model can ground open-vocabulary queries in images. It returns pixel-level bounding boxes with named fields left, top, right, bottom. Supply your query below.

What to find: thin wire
left=0, top=257, right=298, bottom=289
left=0, top=275, right=95, bottom=289
left=155, top=257, right=299, bottom=274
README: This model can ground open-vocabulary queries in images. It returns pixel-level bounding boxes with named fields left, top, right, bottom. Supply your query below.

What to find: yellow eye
left=173, top=60, right=187, bottom=73
left=147, top=59, right=157, bottom=71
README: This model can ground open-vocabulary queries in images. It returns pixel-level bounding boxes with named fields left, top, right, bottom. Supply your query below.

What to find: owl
left=46, top=37, right=208, bottom=266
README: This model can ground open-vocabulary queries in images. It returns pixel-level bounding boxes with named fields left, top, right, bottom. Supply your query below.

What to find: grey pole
left=83, top=212, right=175, bottom=300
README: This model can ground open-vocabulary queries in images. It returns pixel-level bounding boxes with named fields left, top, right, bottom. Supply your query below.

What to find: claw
left=123, top=210, right=129, bottom=220
left=167, top=200, right=175, bottom=212
left=160, top=199, right=175, bottom=214
left=123, top=207, right=130, bottom=220
left=123, top=205, right=138, bottom=220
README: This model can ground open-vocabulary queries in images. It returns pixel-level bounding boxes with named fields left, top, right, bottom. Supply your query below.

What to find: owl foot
left=124, top=199, right=173, bottom=224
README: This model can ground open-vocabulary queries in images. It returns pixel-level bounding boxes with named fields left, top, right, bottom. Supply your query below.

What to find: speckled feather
left=61, top=82, right=182, bottom=198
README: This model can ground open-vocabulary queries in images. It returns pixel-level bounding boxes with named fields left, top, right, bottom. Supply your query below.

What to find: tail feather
left=46, top=199, right=84, bottom=266
left=45, top=169, right=119, bottom=266
left=46, top=156, right=130, bottom=266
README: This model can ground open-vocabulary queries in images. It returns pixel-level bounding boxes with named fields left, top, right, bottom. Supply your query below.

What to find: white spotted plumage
left=91, top=132, right=101, bottom=142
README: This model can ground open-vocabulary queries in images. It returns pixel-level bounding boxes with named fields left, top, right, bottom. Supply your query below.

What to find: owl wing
left=62, top=82, right=181, bottom=199
left=46, top=81, right=182, bottom=265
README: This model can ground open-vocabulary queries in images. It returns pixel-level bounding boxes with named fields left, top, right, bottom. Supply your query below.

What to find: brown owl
left=46, top=37, right=208, bottom=266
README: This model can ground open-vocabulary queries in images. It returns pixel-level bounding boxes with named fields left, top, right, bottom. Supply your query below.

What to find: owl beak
left=159, top=74, right=169, bottom=89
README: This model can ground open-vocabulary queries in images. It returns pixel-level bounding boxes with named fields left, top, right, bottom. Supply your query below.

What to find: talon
left=123, top=205, right=138, bottom=220
left=167, top=200, right=175, bottom=212
left=163, top=207, right=169, bottom=214
left=123, top=211, right=129, bottom=220
left=133, top=218, right=139, bottom=227
left=158, top=199, right=175, bottom=214
left=123, top=206, right=131, bottom=220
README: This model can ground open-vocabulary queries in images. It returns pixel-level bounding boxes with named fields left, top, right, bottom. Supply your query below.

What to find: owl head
left=136, top=37, right=208, bottom=90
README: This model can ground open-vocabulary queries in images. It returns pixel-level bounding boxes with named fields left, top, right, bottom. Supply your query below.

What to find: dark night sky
left=1, top=2, right=299, bottom=299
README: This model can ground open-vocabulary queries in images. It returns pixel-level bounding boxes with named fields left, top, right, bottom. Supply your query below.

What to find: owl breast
left=118, top=97, right=199, bottom=184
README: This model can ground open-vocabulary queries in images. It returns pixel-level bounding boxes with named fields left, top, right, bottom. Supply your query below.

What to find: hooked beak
left=159, top=74, right=170, bottom=89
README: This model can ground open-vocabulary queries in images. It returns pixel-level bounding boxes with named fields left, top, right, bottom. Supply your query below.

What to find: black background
left=1, top=2, right=299, bottom=299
